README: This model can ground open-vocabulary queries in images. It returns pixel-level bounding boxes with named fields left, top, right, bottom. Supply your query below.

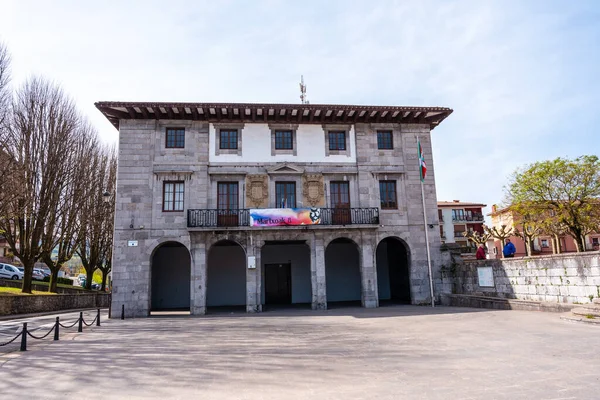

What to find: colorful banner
left=249, top=208, right=322, bottom=227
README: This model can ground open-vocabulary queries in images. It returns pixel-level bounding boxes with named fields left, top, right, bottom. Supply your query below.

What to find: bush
left=41, top=276, right=74, bottom=286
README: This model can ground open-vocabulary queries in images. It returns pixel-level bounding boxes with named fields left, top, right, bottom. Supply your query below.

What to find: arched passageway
left=376, top=237, right=411, bottom=304
left=151, top=242, right=191, bottom=311
left=206, top=240, right=246, bottom=310
left=261, top=241, right=311, bottom=309
left=325, top=238, right=362, bottom=306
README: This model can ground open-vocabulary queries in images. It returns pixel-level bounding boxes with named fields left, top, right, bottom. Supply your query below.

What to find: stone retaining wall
left=443, top=252, right=600, bottom=304
left=0, top=293, right=111, bottom=315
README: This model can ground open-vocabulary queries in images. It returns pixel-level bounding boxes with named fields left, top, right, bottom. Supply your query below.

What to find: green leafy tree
left=506, top=156, right=600, bottom=253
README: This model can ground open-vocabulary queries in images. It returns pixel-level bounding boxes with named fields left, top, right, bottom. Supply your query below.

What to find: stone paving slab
left=0, top=305, right=599, bottom=399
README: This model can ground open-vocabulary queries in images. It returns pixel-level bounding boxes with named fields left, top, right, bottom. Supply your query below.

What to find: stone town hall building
left=96, top=102, right=452, bottom=317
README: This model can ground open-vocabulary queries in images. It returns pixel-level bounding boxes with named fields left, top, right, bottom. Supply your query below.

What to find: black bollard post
left=121, top=304, right=124, bottom=320
left=108, top=302, right=112, bottom=319
left=54, top=317, right=60, bottom=341
left=20, top=322, right=27, bottom=351
left=96, top=308, right=101, bottom=326
left=78, top=312, right=83, bottom=333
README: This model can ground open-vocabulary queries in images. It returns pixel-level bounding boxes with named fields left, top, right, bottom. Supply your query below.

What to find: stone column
left=246, top=236, right=262, bottom=313
left=360, top=236, right=379, bottom=308
left=311, top=235, right=327, bottom=310
left=190, top=242, right=207, bottom=315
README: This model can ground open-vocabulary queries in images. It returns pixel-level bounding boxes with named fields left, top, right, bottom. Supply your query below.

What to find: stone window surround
left=269, top=123, right=298, bottom=156
left=323, top=124, right=352, bottom=157
left=375, top=172, right=403, bottom=212
left=268, top=175, right=303, bottom=208
left=157, top=121, right=195, bottom=157
left=214, top=122, right=244, bottom=156
left=369, top=123, right=402, bottom=154
left=165, top=127, right=185, bottom=148
left=322, top=173, right=357, bottom=209
left=208, top=174, right=246, bottom=209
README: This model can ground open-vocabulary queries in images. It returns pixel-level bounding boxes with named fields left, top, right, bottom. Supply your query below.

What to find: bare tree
left=40, top=123, right=98, bottom=292
left=0, top=78, right=80, bottom=292
left=484, top=224, right=514, bottom=258
left=0, top=42, right=10, bottom=126
left=462, top=230, right=492, bottom=246
left=77, top=145, right=114, bottom=290
left=0, top=42, right=15, bottom=220
left=97, top=148, right=116, bottom=291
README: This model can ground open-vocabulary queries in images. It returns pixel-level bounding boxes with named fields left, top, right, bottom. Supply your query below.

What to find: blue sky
left=1, top=0, right=599, bottom=212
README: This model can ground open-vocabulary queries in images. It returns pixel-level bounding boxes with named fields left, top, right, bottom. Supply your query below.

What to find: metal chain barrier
left=0, top=331, right=23, bottom=347
left=0, top=308, right=105, bottom=351
left=26, top=325, right=56, bottom=340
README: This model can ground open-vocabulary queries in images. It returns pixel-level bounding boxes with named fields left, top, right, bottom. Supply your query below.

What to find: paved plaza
left=1, top=305, right=599, bottom=399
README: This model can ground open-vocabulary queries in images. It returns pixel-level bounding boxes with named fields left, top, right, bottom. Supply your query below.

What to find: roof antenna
left=299, top=75, right=309, bottom=104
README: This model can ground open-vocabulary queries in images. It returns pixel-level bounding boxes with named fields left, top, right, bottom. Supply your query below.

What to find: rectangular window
left=219, top=129, right=238, bottom=149
left=166, top=128, right=185, bottom=148
left=275, top=182, right=296, bottom=208
left=452, top=209, right=465, bottom=221
left=217, top=182, right=239, bottom=210
left=541, top=239, right=549, bottom=248
left=163, top=181, right=184, bottom=211
left=377, top=131, right=393, bottom=149
left=217, top=182, right=239, bottom=227
left=592, top=237, right=599, bottom=246
left=275, top=130, right=293, bottom=149
left=379, top=181, right=397, bottom=209
left=328, top=131, right=346, bottom=150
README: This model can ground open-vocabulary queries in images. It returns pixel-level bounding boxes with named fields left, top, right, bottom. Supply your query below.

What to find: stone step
left=561, top=314, right=600, bottom=326
left=571, top=307, right=600, bottom=318
left=594, top=297, right=600, bottom=305
left=575, top=303, right=600, bottom=312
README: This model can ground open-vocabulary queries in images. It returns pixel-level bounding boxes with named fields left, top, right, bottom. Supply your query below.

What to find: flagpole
left=418, top=136, right=435, bottom=308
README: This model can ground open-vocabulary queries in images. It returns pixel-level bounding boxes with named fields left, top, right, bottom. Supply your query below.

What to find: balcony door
left=217, top=182, right=239, bottom=227
left=330, top=181, right=351, bottom=225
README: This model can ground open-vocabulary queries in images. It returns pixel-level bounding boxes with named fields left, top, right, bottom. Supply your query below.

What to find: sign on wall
left=477, top=266, right=494, bottom=287
left=249, top=208, right=322, bottom=227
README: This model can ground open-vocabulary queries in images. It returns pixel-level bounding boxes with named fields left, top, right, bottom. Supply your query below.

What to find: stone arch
left=206, top=239, right=247, bottom=309
left=376, top=236, right=412, bottom=304
left=150, top=241, right=191, bottom=311
left=325, top=237, right=362, bottom=305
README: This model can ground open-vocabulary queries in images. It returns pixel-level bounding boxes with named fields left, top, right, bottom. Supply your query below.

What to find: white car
left=0, top=263, right=24, bottom=280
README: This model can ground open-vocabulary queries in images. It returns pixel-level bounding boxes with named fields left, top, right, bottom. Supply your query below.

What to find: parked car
left=91, top=282, right=100, bottom=290
left=0, top=263, right=24, bottom=280
left=32, top=268, right=45, bottom=281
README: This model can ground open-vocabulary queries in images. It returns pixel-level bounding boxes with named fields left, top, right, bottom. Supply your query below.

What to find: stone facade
left=109, top=116, right=447, bottom=317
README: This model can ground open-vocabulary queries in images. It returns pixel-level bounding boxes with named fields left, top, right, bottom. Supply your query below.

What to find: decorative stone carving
left=246, top=174, right=268, bottom=208
left=302, top=174, right=325, bottom=207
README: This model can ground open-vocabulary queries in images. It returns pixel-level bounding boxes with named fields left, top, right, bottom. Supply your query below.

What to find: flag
left=418, top=138, right=427, bottom=182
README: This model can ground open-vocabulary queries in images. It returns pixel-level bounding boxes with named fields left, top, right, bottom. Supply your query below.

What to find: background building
left=438, top=200, right=486, bottom=250
left=489, top=205, right=600, bottom=257
left=97, top=101, right=452, bottom=316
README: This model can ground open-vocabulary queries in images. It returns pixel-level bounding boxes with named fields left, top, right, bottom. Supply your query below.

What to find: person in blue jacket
left=503, top=239, right=516, bottom=258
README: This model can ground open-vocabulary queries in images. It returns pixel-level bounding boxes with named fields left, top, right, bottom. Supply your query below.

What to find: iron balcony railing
left=452, top=214, right=484, bottom=222
left=187, top=208, right=380, bottom=228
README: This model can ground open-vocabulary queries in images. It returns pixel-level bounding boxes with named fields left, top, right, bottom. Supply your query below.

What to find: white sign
left=477, top=266, right=494, bottom=287
left=128, top=240, right=138, bottom=247
left=247, top=256, right=256, bottom=269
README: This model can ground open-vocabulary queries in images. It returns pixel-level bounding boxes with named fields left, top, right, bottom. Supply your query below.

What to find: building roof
left=438, top=201, right=487, bottom=208
left=95, top=101, right=453, bottom=130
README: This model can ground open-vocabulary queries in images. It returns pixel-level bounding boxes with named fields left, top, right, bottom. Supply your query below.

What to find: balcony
left=452, top=214, right=484, bottom=222
left=187, top=208, right=380, bottom=228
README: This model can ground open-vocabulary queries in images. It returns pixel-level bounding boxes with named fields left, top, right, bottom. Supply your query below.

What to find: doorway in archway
left=261, top=241, right=311, bottom=310
left=376, top=237, right=411, bottom=304
left=206, top=240, right=246, bottom=313
left=325, top=238, right=362, bottom=308
left=150, top=242, right=191, bottom=312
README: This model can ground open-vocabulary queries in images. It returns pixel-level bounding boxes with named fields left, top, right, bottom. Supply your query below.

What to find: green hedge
left=42, top=276, right=74, bottom=286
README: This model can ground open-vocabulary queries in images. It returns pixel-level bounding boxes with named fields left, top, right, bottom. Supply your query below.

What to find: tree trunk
left=525, top=238, right=532, bottom=256
left=553, top=235, right=561, bottom=254
left=48, top=268, right=59, bottom=293
left=101, top=270, right=107, bottom=292
left=21, top=260, right=34, bottom=294
left=85, top=268, right=93, bottom=290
